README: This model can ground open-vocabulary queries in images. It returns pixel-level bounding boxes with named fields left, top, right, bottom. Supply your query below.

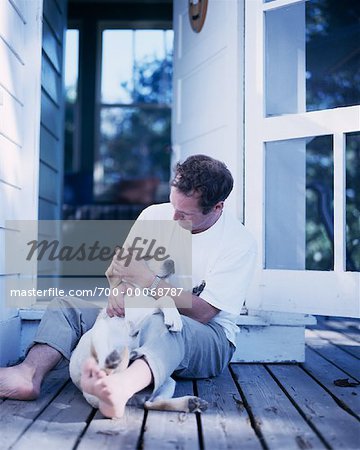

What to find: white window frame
left=244, top=0, right=360, bottom=317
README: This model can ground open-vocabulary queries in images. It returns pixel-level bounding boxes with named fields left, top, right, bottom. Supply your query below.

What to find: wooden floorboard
left=231, top=364, right=326, bottom=449
left=1, top=318, right=359, bottom=449
left=302, top=347, right=360, bottom=418
left=0, top=368, right=69, bottom=449
left=76, top=406, right=144, bottom=449
left=12, top=382, right=93, bottom=450
left=198, top=366, right=262, bottom=450
left=141, top=381, right=199, bottom=449
left=305, top=329, right=360, bottom=380
left=308, top=327, right=360, bottom=359
left=268, top=364, right=360, bottom=450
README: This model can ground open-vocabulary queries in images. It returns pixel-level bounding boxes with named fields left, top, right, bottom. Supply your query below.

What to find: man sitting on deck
left=0, top=154, right=256, bottom=418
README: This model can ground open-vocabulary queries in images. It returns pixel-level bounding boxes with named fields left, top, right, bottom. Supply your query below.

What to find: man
left=0, top=155, right=256, bottom=418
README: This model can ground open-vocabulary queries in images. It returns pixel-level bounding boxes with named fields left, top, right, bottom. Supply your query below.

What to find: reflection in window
left=95, top=29, right=173, bottom=204
left=346, top=132, right=360, bottom=271
left=265, top=136, right=333, bottom=270
left=265, top=0, right=360, bottom=116
left=64, top=29, right=79, bottom=172
left=306, top=0, right=360, bottom=111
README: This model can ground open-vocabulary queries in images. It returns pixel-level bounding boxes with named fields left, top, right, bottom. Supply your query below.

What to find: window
left=265, top=0, right=360, bottom=116
left=346, top=132, right=360, bottom=271
left=94, top=29, right=173, bottom=204
left=265, top=136, right=334, bottom=270
left=64, top=29, right=80, bottom=173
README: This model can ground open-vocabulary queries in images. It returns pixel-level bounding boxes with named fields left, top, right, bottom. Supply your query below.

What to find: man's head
left=170, top=155, right=233, bottom=233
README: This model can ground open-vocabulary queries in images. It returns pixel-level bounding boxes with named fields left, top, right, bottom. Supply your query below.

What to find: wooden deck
left=1, top=317, right=359, bottom=449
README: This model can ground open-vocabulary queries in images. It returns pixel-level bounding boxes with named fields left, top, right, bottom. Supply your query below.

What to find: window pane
left=265, top=0, right=360, bottom=116
left=265, top=2, right=306, bottom=116
left=64, top=29, right=79, bottom=173
left=306, top=0, right=360, bottom=111
left=265, top=136, right=334, bottom=270
left=101, top=30, right=133, bottom=104
left=94, top=107, right=172, bottom=203
left=133, top=30, right=173, bottom=105
left=101, top=30, right=173, bottom=105
left=346, top=132, right=360, bottom=271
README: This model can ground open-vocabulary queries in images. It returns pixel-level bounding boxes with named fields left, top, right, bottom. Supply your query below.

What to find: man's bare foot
left=0, top=364, right=40, bottom=400
left=80, top=357, right=132, bottom=418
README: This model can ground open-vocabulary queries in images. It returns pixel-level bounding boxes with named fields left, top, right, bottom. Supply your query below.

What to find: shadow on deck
left=1, top=317, right=359, bottom=449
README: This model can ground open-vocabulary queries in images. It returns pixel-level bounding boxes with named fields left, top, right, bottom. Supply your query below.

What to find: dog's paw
left=188, top=396, right=208, bottom=413
left=163, top=312, right=183, bottom=332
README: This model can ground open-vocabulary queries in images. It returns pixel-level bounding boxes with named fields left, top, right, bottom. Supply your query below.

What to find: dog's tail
left=144, top=395, right=208, bottom=413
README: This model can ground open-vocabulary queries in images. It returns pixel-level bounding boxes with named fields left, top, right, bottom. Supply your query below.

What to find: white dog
left=69, top=254, right=208, bottom=415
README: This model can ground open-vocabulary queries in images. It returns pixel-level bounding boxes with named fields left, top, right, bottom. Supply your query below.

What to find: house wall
left=38, top=0, right=67, bottom=220
left=172, top=0, right=244, bottom=219
left=0, top=0, right=43, bottom=364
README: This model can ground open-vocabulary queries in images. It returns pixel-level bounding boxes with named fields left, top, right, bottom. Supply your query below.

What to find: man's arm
left=107, top=252, right=220, bottom=323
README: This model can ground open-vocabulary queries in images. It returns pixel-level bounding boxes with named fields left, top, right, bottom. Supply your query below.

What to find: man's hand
left=109, top=249, right=154, bottom=288
left=106, top=287, right=125, bottom=318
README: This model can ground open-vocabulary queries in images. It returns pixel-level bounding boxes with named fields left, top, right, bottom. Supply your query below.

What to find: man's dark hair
left=171, top=155, right=234, bottom=214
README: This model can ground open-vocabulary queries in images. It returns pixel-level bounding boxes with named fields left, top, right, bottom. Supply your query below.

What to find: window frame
left=244, top=0, right=360, bottom=316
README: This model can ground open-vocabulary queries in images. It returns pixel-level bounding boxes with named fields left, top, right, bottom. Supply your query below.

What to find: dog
left=69, top=251, right=208, bottom=416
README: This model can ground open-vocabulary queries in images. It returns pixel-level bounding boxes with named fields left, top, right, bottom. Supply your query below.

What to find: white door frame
left=244, top=0, right=360, bottom=317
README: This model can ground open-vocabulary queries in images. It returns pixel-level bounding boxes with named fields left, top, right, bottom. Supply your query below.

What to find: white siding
left=0, top=0, right=43, bottom=362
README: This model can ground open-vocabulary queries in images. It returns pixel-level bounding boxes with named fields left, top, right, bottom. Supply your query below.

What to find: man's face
left=169, top=187, right=221, bottom=234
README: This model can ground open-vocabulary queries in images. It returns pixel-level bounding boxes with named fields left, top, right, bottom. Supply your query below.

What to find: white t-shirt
left=136, top=203, right=257, bottom=346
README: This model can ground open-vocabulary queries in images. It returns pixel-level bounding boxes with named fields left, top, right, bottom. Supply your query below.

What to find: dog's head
left=106, top=249, right=175, bottom=289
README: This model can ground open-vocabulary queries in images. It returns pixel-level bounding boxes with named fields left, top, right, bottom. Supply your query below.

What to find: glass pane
left=101, top=30, right=133, bottom=104
left=64, top=29, right=79, bottom=173
left=94, top=107, right=172, bottom=203
left=133, top=30, right=173, bottom=105
left=65, top=30, right=79, bottom=101
left=265, top=136, right=334, bottom=270
left=265, top=2, right=306, bottom=116
left=346, top=132, right=360, bottom=271
left=101, top=30, right=173, bottom=105
left=265, top=0, right=360, bottom=116
left=306, top=0, right=360, bottom=111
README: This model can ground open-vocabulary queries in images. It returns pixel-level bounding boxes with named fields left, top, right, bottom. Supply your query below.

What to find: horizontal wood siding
left=0, top=0, right=43, bottom=335
left=38, top=0, right=66, bottom=220
left=0, top=0, right=25, bottom=286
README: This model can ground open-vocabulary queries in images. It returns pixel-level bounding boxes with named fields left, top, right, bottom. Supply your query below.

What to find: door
left=172, top=0, right=243, bottom=216
left=244, top=0, right=360, bottom=317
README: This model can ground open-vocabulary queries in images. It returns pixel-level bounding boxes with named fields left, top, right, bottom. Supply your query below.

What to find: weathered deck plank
left=308, top=327, right=360, bottom=359
left=302, top=346, right=360, bottom=417
left=141, top=381, right=199, bottom=449
left=1, top=318, right=360, bottom=449
left=0, top=368, right=69, bottom=449
left=76, top=406, right=144, bottom=449
left=305, top=329, right=360, bottom=380
left=231, top=364, right=326, bottom=449
left=11, top=382, right=93, bottom=450
left=198, top=366, right=262, bottom=450
left=316, top=318, right=360, bottom=343
left=268, top=364, right=360, bottom=449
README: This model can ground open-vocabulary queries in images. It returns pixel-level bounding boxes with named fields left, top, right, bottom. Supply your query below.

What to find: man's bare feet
left=0, top=364, right=40, bottom=400
left=80, top=357, right=133, bottom=418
